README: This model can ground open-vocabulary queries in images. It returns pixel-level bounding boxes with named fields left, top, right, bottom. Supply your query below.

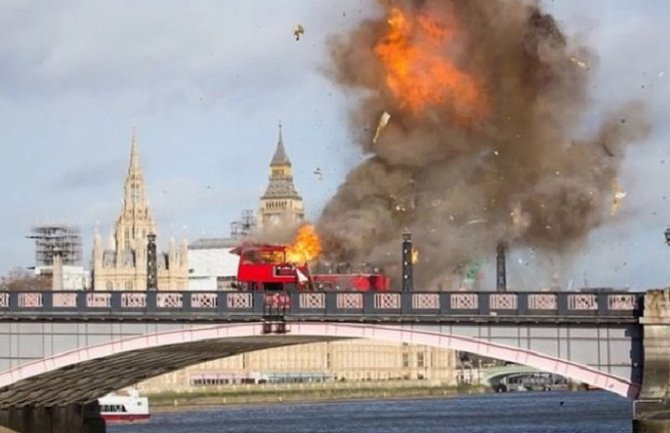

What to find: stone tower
left=258, top=122, right=304, bottom=229
left=114, top=128, right=155, bottom=253
left=92, top=129, right=188, bottom=290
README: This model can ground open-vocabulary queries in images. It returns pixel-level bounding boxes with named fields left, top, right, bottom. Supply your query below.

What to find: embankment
left=148, top=380, right=488, bottom=412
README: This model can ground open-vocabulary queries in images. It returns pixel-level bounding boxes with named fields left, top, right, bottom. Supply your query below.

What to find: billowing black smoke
left=317, top=0, right=649, bottom=289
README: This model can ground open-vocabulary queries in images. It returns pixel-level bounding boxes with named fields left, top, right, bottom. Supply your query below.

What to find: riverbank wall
left=148, top=380, right=488, bottom=412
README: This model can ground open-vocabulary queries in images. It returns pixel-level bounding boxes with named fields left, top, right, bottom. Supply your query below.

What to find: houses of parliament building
left=91, top=129, right=188, bottom=291
left=91, top=125, right=456, bottom=390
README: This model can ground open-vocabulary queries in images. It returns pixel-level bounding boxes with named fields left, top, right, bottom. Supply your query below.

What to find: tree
left=0, top=267, right=51, bottom=291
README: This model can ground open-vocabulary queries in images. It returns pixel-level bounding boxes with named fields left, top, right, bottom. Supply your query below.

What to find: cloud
left=143, top=177, right=258, bottom=235
left=0, top=1, right=338, bottom=104
left=0, top=0, right=668, bottom=290
left=54, top=159, right=124, bottom=191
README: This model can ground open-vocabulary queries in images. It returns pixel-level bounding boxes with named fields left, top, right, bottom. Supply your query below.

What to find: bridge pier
left=635, top=289, right=670, bottom=432
left=0, top=402, right=104, bottom=433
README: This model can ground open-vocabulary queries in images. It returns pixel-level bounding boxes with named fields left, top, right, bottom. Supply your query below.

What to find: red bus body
left=231, top=243, right=389, bottom=292
left=311, top=274, right=389, bottom=292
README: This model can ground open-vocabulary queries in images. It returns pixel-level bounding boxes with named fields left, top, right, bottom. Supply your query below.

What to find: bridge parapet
left=635, top=288, right=670, bottom=432
left=0, top=290, right=641, bottom=323
left=643, top=290, right=670, bottom=324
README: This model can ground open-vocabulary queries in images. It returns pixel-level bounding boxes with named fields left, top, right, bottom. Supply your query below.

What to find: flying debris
left=313, top=167, right=323, bottom=180
left=293, top=24, right=305, bottom=41
left=372, top=111, right=391, bottom=144
left=600, top=142, right=615, bottom=157
left=610, top=182, right=627, bottom=216
left=570, top=56, right=589, bottom=70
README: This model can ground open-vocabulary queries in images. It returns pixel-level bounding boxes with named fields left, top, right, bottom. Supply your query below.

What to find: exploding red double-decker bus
left=230, top=243, right=389, bottom=292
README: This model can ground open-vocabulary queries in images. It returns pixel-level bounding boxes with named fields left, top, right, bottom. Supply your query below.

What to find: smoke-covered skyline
left=0, top=1, right=668, bottom=290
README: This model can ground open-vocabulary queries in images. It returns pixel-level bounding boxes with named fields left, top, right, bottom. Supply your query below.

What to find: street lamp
left=147, top=233, right=158, bottom=290
left=401, top=229, right=413, bottom=292
left=665, top=228, right=670, bottom=246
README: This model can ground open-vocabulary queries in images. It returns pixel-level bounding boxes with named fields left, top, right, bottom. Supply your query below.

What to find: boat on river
left=98, top=389, right=150, bottom=423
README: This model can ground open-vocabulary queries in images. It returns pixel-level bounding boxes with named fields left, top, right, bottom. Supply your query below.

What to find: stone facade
left=92, top=129, right=188, bottom=290
left=258, top=123, right=305, bottom=230
left=634, top=288, right=670, bottom=432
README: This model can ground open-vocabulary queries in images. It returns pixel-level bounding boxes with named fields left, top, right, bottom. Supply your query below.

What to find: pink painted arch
left=0, top=322, right=639, bottom=400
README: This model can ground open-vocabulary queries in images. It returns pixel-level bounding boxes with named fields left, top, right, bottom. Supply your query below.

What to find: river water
left=108, top=391, right=632, bottom=433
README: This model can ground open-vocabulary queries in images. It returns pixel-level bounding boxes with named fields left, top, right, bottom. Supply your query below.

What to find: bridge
left=477, top=365, right=543, bottom=387
left=0, top=288, right=669, bottom=433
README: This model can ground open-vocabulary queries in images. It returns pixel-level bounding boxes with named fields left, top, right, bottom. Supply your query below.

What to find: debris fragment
left=372, top=111, right=391, bottom=144
left=570, top=56, right=589, bottom=69
left=600, top=142, right=615, bottom=157
left=466, top=218, right=486, bottom=225
left=610, top=181, right=626, bottom=216
left=293, top=24, right=305, bottom=41
left=510, top=203, right=530, bottom=231
left=313, top=167, right=323, bottom=180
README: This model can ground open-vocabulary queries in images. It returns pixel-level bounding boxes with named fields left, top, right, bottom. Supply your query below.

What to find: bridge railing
left=0, top=290, right=642, bottom=321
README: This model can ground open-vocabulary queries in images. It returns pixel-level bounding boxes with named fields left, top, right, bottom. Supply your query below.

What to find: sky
left=0, top=0, right=668, bottom=291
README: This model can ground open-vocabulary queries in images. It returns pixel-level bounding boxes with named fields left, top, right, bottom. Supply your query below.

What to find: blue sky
left=0, top=1, right=668, bottom=290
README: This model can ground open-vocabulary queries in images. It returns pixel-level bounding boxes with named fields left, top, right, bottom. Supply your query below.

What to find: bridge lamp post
left=147, top=233, right=158, bottom=290
left=401, top=230, right=413, bottom=292
left=496, top=242, right=507, bottom=292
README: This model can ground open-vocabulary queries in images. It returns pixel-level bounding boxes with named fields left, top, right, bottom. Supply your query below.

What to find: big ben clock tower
left=258, top=122, right=305, bottom=230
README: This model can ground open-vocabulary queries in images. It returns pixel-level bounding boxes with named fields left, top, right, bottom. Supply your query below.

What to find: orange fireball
left=286, top=224, right=322, bottom=263
left=374, top=7, right=488, bottom=121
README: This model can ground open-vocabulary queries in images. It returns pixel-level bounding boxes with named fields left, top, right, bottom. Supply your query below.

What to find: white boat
left=98, top=389, right=150, bottom=423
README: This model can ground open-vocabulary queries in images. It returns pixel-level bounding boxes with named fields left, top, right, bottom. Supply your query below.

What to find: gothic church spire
left=115, top=128, right=155, bottom=251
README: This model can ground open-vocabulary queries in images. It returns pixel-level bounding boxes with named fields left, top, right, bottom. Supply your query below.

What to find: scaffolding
left=27, top=224, right=83, bottom=267
left=230, top=209, right=256, bottom=239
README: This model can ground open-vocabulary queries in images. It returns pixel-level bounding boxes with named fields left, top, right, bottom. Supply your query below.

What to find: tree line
left=0, top=267, right=51, bottom=291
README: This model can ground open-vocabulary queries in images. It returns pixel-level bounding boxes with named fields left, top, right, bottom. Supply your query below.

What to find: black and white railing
left=0, top=290, right=642, bottom=322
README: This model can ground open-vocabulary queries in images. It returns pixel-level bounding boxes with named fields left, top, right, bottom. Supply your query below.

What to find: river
left=108, top=391, right=632, bottom=433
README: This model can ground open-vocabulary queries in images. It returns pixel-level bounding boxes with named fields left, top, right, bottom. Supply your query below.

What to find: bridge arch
left=0, top=322, right=639, bottom=407
left=480, top=366, right=541, bottom=385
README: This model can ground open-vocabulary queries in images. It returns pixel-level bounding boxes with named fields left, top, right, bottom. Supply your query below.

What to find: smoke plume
left=317, top=0, right=649, bottom=289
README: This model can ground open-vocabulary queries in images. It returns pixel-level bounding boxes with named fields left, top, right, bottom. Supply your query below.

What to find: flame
left=412, top=248, right=419, bottom=264
left=286, top=224, right=322, bottom=264
left=374, top=7, right=488, bottom=121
